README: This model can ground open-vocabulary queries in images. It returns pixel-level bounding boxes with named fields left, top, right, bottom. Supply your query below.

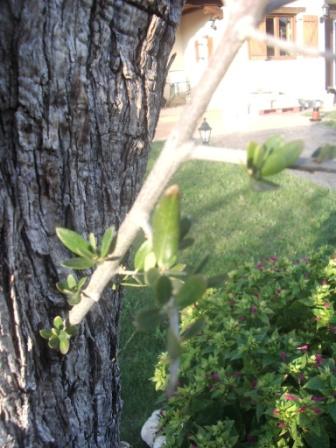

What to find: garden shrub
left=153, top=249, right=336, bottom=447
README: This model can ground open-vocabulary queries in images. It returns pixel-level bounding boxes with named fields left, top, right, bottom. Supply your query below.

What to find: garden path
left=155, top=107, right=336, bottom=189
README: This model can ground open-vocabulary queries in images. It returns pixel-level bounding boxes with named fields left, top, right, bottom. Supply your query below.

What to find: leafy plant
left=154, top=250, right=336, bottom=447
left=40, top=316, right=77, bottom=355
left=247, top=136, right=303, bottom=191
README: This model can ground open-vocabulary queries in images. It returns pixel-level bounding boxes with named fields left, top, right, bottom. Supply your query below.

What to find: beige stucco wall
left=167, top=0, right=332, bottom=125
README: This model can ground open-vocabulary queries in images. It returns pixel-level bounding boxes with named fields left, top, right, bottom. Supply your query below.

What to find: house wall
left=167, top=0, right=332, bottom=125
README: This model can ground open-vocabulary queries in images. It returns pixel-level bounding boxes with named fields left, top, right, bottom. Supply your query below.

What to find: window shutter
left=303, top=15, right=318, bottom=50
left=195, top=40, right=200, bottom=62
left=207, top=36, right=213, bottom=58
left=248, top=21, right=267, bottom=59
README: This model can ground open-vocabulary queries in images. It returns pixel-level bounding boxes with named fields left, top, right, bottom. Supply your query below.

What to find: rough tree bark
left=0, top=1, right=183, bottom=446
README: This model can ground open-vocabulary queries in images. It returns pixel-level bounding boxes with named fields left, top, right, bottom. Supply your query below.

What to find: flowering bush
left=153, top=250, right=336, bottom=447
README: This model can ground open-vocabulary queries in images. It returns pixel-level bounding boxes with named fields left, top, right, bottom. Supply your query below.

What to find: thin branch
left=244, top=26, right=336, bottom=61
left=68, top=0, right=269, bottom=326
left=189, top=145, right=336, bottom=173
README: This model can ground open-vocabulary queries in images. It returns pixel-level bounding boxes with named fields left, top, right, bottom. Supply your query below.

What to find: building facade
left=165, top=1, right=336, bottom=127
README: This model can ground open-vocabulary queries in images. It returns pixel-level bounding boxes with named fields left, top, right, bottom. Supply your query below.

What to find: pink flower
left=272, top=408, right=280, bottom=416
left=269, top=256, right=278, bottom=262
left=315, top=354, right=324, bottom=367
left=311, top=395, right=325, bottom=402
left=297, top=344, right=309, bottom=352
left=256, top=262, right=264, bottom=270
left=323, top=302, right=331, bottom=309
left=298, top=406, right=306, bottom=414
left=284, top=393, right=298, bottom=401
left=313, top=407, right=322, bottom=415
left=210, top=372, right=220, bottom=382
left=250, top=305, right=257, bottom=314
left=277, top=421, right=286, bottom=429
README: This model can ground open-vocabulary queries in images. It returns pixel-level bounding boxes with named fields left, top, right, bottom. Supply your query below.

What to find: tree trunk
left=0, top=1, right=182, bottom=446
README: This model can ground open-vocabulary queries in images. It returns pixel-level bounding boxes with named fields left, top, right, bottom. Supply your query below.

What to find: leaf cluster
left=40, top=316, right=77, bottom=355
left=56, top=226, right=117, bottom=270
left=129, top=185, right=214, bottom=362
left=247, top=136, right=303, bottom=191
left=154, top=250, right=336, bottom=447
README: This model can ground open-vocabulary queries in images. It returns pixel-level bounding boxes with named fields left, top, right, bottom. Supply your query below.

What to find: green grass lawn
left=119, top=141, right=336, bottom=447
left=323, top=110, right=336, bottom=128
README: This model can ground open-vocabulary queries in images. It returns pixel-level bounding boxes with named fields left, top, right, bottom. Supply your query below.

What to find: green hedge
left=153, top=250, right=336, bottom=447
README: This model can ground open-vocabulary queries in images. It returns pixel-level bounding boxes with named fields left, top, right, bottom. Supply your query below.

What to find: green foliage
left=40, top=316, right=78, bottom=355
left=153, top=184, right=181, bottom=269
left=247, top=136, right=303, bottom=190
left=312, top=144, right=336, bottom=163
left=154, top=251, right=336, bottom=447
left=121, top=141, right=336, bottom=446
left=56, top=274, right=87, bottom=306
left=56, top=226, right=117, bottom=271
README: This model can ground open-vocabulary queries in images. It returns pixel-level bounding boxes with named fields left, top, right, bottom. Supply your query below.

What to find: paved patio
left=154, top=106, right=336, bottom=189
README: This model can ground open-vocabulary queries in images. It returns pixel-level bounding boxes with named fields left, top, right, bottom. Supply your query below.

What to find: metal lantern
left=198, top=118, right=212, bottom=145
left=322, top=2, right=330, bottom=19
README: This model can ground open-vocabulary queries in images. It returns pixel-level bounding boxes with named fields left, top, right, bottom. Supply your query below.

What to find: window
left=195, top=36, right=213, bottom=63
left=266, top=15, right=294, bottom=58
left=249, top=14, right=296, bottom=59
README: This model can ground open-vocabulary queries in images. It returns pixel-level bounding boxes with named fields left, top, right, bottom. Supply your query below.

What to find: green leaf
left=134, top=308, right=161, bottom=332
left=66, top=274, right=77, bottom=289
left=303, top=427, right=329, bottom=448
left=56, top=228, right=93, bottom=258
left=134, top=240, right=153, bottom=271
left=304, top=376, right=325, bottom=392
left=207, top=274, right=226, bottom=288
left=59, top=331, right=70, bottom=355
left=67, top=291, right=81, bottom=306
left=39, top=329, right=52, bottom=339
left=156, top=276, right=172, bottom=306
left=62, top=257, right=96, bottom=270
left=247, top=141, right=260, bottom=175
left=327, top=403, right=336, bottom=424
left=77, top=277, right=87, bottom=290
left=252, top=141, right=266, bottom=172
left=175, top=275, right=207, bottom=309
left=55, top=280, right=68, bottom=293
left=145, top=267, right=160, bottom=287
left=53, top=315, right=64, bottom=330
left=100, top=226, right=115, bottom=258
left=260, top=139, right=303, bottom=177
left=181, top=319, right=204, bottom=340
left=152, top=185, right=180, bottom=270
left=48, top=335, right=59, bottom=350
left=312, top=143, right=336, bottom=163
left=167, top=329, right=181, bottom=360
left=65, top=324, right=78, bottom=337
left=144, top=252, right=156, bottom=272
left=89, top=233, right=97, bottom=251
